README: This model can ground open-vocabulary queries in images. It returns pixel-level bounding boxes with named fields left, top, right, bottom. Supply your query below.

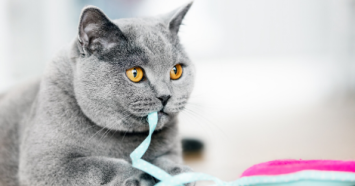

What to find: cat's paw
left=110, top=172, right=156, bottom=186
left=168, top=165, right=192, bottom=175
left=124, top=173, right=156, bottom=186
left=168, top=165, right=195, bottom=186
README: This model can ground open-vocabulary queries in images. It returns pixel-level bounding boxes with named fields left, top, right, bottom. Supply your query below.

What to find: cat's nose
left=158, top=95, right=171, bottom=106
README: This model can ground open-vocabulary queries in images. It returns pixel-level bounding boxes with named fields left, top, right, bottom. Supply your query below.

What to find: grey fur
left=0, top=3, right=194, bottom=186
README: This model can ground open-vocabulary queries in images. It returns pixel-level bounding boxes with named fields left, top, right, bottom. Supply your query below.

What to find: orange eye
left=170, top=64, right=183, bottom=80
left=126, top=67, right=144, bottom=82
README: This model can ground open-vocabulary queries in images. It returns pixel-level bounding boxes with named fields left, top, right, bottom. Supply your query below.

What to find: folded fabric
left=237, top=159, right=355, bottom=186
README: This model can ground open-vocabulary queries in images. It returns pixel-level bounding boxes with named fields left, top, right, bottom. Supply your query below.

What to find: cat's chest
left=70, top=122, right=177, bottom=162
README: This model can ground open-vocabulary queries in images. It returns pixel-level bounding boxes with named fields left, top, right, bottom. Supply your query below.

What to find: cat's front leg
left=20, top=156, right=156, bottom=186
left=69, top=157, right=156, bottom=186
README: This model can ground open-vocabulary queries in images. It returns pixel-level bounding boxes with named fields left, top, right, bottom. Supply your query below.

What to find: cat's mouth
left=158, top=110, right=168, bottom=118
left=143, top=110, right=168, bottom=124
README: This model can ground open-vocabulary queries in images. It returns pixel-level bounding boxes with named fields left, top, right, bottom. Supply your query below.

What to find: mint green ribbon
left=130, top=112, right=173, bottom=182
left=130, top=112, right=355, bottom=186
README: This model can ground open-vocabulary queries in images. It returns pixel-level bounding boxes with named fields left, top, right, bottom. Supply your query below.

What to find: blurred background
left=1, top=0, right=355, bottom=184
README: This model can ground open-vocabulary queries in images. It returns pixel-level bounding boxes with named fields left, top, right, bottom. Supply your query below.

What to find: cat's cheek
left=171, top=66, right=194, bottom=88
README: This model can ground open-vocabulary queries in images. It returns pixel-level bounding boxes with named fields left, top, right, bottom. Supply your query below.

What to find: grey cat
left=0, top=2, right=195, bottom=186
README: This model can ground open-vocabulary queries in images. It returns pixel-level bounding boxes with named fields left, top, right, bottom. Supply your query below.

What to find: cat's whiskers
left=103, top=111, right=138, bottom=141
left=86, top=110, right=133, bottom=143
left=181, top=106, right=232, bottom=142
left=184, top=102, right=220, bottom=117
left=180, top=107, right=206, bottom=129
left=120, top=114, right=137, bottom=141
left=105, top=111, right=143, bottom=142
left=87, top=126, right=107, bottom=143
left=120, top=114, right=142, bottom=142
left=186, top=99, right=222, bottom=110
left=99, top=128, right=112, bottom=142
left=109, top=110, right=135, bottom=141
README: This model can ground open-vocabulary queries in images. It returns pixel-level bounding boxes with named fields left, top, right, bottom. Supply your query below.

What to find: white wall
left=1, top=0, right=355, bottom=102
left=0, top=0, right=11, bottom=92
left=136, top=0, right=352, bottom=59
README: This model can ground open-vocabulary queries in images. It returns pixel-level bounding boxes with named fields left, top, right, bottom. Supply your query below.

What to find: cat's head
left=72, top=3, right=195, bottom=132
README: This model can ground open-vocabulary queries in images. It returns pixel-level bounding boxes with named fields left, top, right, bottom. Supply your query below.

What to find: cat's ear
left=164, top=2, right=193, bottom=35
left=78, top=6, right=126, bottom=55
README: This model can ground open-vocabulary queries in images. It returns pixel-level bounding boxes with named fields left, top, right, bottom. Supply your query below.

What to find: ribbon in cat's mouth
left=144, top=111, right=167, bottom=123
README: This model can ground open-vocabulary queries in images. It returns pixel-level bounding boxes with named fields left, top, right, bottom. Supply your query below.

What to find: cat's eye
left=126, top=67, right=144, bottom=82
left=170, top=64, right=183, bottom=80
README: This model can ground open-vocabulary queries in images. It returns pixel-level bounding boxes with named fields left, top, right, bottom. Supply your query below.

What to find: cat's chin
left=155, top=111, right=170, bottom=130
